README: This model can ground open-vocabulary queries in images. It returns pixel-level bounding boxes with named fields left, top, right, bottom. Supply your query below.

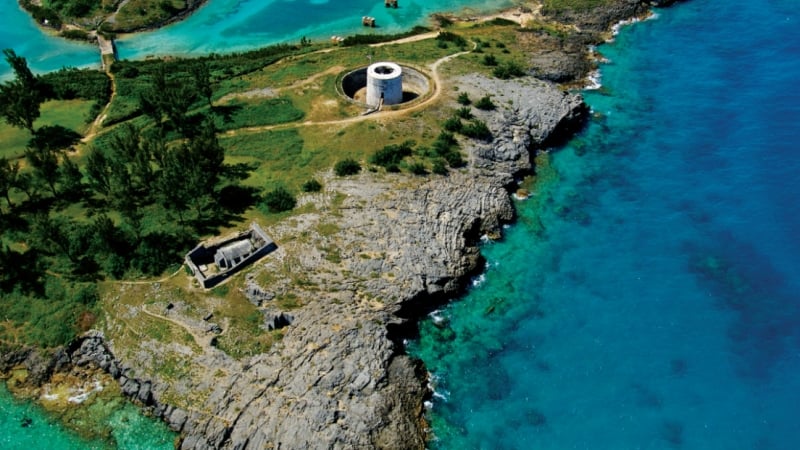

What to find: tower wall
left=366, top=62, right=403, bottom=107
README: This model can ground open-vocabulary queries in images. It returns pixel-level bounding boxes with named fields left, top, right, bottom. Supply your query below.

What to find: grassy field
left=542, top=0, right=613, bottom=12
left=0, top=99, right=94, bottom=160
left=109, top=0, right=188, bottom=31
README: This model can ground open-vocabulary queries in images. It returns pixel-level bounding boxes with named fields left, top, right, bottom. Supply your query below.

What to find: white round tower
left=366, top=62, right=403, bottom=107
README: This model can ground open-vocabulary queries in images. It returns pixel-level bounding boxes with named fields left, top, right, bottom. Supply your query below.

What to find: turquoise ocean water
left=410, top=0, right=800, bottom=449
left=0, top=384, right=175, bottom=450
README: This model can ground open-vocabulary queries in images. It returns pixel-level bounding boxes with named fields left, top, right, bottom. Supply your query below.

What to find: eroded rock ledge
left=1, top=74, right=586, bottom=449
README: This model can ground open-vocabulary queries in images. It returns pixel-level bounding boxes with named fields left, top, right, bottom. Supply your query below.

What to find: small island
left=1, top=0, right=683, bottom=448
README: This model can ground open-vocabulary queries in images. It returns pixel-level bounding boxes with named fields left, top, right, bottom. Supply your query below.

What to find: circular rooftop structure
left=367, top=62, right=403, bottom=107
left=340, top=63, right=431, bottom=109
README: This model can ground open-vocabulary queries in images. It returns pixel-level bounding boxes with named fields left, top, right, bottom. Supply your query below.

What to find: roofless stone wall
left=185, top=223, right=277, bottom=289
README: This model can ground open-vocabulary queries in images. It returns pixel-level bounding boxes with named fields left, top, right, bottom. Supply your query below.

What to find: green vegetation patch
left=0, top=99, right=94, bottom=160
left=215, top=97, right=304, bottom=131
left=342, top=26, right=431, bottom=46
left=0, top=278, right=99, bottom=348
left=542, top=0, right=612, bottom=13
left=111, top=0, right=188, bottom=32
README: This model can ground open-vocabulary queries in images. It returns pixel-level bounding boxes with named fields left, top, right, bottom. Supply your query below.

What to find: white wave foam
left=68, top=392, right=91, bottom=404
left=611, top=11, right=659, bottom=40
left=584, top=69, right=602, bottom=90
left=429, top=310, right=448, bottom=327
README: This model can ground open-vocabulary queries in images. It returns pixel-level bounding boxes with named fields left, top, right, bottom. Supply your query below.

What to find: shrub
left=369, top=141, right=413, bottom=168
left=482, top=54, right=498, bottom=66
left=436, top=31, right=467, bottom=48
left=493, top=61, right=527, bottom=79
left=475, top=95, right=496, bottom=111
left=457, top=92, right=471, bottom=105
left=301, top=179, right=322, bottom=192
left=443, top=151, right=466, bottom=168
left=443, top=116, right=463, bottom=132
left=461, top=120, right=492, bottom=141
left=343, top=26, right=431, bottom=46
left=263, top=186, right=297, bottom=212
left=485, top=18, right=517, bottom=27
left=435, top=131, right=458, bottom=148
left=334, top=158, right=361, bottom=176
left=455, top=107, right=473, bottom=120
left=61, top=29, right=89, bottom=40
left=433, top=132, right=465, bottom=168
left=408, top=162, right=427, bottom=175
left=434, top=14, right=454, bottom=27
left=432, top=160, right=448, bottom=175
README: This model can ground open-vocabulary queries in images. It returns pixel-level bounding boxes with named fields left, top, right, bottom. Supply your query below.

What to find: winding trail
left=140, top=304, right=213, bottom=352
left=116, top=265, right=185, bottom=285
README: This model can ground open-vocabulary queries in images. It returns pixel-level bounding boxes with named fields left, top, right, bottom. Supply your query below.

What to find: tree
left=0, top=49, right=45, bottom=133
left=139, top=64, right=199, bottom=136
left=0, top=157, right=20, bottom=209
left=59, top=154, right=84, bottom=200
left=85, top=147, right=112, bottom=196
left=25, top=142, right=61, bottom=197
left=190, top=61, right=213, bottom=108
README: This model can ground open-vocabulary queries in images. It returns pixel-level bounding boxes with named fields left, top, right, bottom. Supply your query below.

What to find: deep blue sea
left=410, top=0, right=800, bottom=449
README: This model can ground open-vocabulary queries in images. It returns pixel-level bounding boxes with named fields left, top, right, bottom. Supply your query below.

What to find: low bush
left=342, top=26, right=431, bottom=46
left=443, top=116, right=463, bottom=132
left=455, top=107, right=473, bottom=120
left=461, top=120, right=492, bottom=141
left=408, top=162, right=427, bottom=175
left=263, top=186, right=296, bottom=212
left=61, top=29, right=89, bottom=41
left=432, top=160, right=448, bottom=175
left=475, top=95, right=496, bottom=111
left=369, top=141, right=414, bottom=169
left=493, top=61, right=527, bottom=79
left=334, top=158, right=361, bottom=176
left=436, top=31, right=467, bottom=48
left=301, top=178, right=322, bottom=192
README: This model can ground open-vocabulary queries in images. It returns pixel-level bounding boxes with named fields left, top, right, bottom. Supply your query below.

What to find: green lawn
left=0, top=99, right=94, bottom=160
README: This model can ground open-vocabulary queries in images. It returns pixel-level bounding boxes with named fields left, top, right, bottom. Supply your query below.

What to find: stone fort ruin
left=185, top=223, right=277, bottom=289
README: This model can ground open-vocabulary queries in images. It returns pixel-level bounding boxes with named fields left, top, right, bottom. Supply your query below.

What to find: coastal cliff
left=1, top=74, right=585, bottom=449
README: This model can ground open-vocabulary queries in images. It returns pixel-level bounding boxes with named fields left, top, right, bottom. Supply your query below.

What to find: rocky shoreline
left=2, top=1, right=684, bottom=448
